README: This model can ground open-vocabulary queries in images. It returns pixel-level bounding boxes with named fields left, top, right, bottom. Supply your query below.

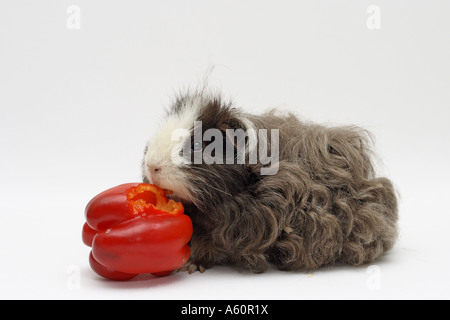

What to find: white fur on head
left=143, top=95, right=207, bottom=202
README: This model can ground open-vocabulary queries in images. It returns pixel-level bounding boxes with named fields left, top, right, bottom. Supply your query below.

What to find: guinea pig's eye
left=192, top=141, right=203, bottom=151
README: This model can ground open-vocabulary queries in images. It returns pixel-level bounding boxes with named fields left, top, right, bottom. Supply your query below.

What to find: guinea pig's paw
left=177, top=260, right=205, bottom=274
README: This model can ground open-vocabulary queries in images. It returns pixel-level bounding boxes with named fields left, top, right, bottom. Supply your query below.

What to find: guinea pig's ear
left=218, top=112, right=256, bottom=164
left=217, top=111, right=243, bottom=143
left=221, top=114, right=243, bottom=131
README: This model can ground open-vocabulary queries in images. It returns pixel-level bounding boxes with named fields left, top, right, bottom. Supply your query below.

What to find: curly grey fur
left=144, top=93, right=398, bottom=273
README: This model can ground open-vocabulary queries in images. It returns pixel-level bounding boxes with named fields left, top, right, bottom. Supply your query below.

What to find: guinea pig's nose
left=148, top=165, right=161, bottom=174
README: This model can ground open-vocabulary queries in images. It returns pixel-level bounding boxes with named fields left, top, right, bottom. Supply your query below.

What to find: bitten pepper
left=82, top=183, right=193, bottom=280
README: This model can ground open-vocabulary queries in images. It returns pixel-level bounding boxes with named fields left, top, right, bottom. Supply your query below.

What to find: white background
left=1, top=0, right=449, bottom=299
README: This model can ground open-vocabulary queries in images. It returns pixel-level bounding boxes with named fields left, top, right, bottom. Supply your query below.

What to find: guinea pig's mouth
left=160, top=188, right=185, bottom=201
left=167, top=193, right=192, bottom=204
left=156, top=184, right=191, bottom=203
left=145, top=173, right=193, bottom=204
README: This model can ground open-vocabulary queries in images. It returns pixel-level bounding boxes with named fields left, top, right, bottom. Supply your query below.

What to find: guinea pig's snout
left=148, top=165, right=161, bottom=175
left=148, top=166, right=161, bottom=174
left=146, top=165, right=163, bottom=186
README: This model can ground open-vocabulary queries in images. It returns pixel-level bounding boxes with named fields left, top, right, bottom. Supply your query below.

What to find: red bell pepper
left=82, top=183, right=193, bottom=280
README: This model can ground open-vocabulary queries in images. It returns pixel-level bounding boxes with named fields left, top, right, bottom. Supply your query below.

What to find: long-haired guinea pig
left=142, top=90, right=398, bottom=273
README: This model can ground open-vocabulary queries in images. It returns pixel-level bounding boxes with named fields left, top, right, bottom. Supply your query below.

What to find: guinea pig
left=142, top=90, right=398, bottom=273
